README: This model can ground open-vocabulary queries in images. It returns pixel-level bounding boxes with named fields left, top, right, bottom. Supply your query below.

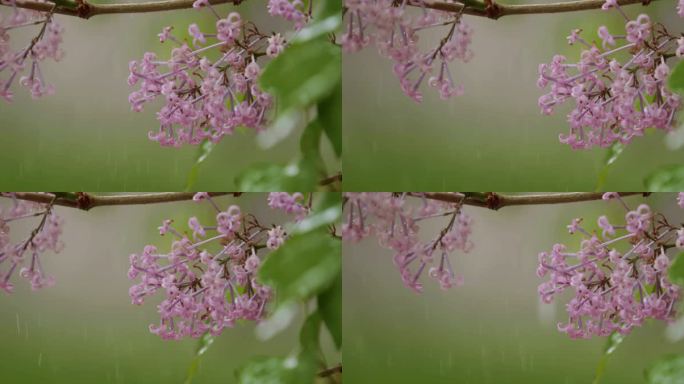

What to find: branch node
left=75, top=0, right=91, bottom=18
left=484, top=0, right=502, bottom=19
left=485, top=192, right=502, bottom=210
left=76, top=192, right=93, bottom=210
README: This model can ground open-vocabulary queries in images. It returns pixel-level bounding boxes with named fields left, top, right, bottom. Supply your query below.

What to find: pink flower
left=129, top=196, right=291, bottom=340
left=343, top=193, right=473, bottom=292
left=158, top=26, right=174, bottom=42
left=0, top=5, right=64, bottom=103
left=193, top=0, right=209, bottom=8
left=267, top=0, right=308, bottom=30
left=267, top=226, right=286, bottom=249
left=601, top=0, right=618, bottom=10
left=537, top=198, right=681, bottom=339
left=597, top=26, right=615, bottom=49
left=193, top=192, right=210, bottom=202
left=266, top=33, right=285, bottom=57
left=343, top=0, right=472, bottom=102
left=678, top=192, right=684, bottom=208
left=537, top=11, right=681, bottom=150
left=188, top=217, right=205, bottom=239
left=0, top=194, right=63, bottom=294
left=677, top=228, right=684, bottom=249
left=267, top=192, right=309, bottom=221
left=597, top=215, right=614, bottom=237
left=128, top=8, right=275, bottom=147
left=188, top=23, right=206, bottom=45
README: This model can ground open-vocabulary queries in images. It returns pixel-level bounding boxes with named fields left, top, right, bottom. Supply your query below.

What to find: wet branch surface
left=407, top=192, right=648, bottom=210
left=7, top=192, right=239, bottom=210
left=4, top=0, right=656, bottom=20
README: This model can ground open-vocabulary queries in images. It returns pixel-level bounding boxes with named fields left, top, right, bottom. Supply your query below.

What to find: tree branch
left=6, top=192, right=240, bottom=211
left=408, top=192, right=648, bottom=210
left=5, top=0, right=656, bottom=19
left=414, top=0, right=656, bottom=20
left=5, top=0, right=243, bottom=19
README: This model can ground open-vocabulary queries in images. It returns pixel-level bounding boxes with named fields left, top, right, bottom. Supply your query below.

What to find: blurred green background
left=343, top=2, right=684, bottom=191
left=344, top=193, right=684, bottom=383
left=0, top=194, right=339, bottom=383
left=0, top=1, right=339, bottom=191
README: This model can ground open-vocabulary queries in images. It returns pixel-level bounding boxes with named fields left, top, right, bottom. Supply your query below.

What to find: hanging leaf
left=258, top=230, right=341, bottom=309
left=184, top=332, right=215, bottom=384
left=668, top=60, right=684, bottom=95
left=645, top=355, right=684, bottom=384
left=186, top=140, right=215, bottom=190
left=644, top=165, right=684, bottom=191
left=592, top=332, right=625, bottom=384
left=318, top=271, right=342, bottom=349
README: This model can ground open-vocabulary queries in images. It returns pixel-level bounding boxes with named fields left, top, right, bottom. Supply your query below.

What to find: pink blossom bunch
left=537, top=1, right=682, bottom=150
left=343, top=193, right=473, bottom=292
left=0, top=0, right=64, bottom=102
left=0, top=193, right=63, bottom=294
left=342, top=0, right=473, bottom=102
left=267, top=192, right=309, bottom=221
left=267, top=0, right=309, bottom=30
left=128, top=192, right=290, bottom=340
left=537, top=193, right=681, bottom=339
left=127, top=1, right=298, bottom=147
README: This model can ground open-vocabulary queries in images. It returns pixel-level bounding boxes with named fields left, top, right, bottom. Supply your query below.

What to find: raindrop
left=38, top=352, right=42, bottom=368
left=16, top=313, right=20, bottom=336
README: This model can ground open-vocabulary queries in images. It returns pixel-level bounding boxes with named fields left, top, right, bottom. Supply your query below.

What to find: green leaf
left=595, top=142, right=624, bottom=191
left=236, top=353, right=318, bottom=384
left=185, top=140, right=215, bottom=191
left=669, top=252, right=684, bottom=287
left=184, top=332, right=215, bottom=384
left=257, top=110, right=303, bottom=149
left=644, top=165, right=684, bottom=191
left=300, top=119, right=325, bottom=171
left=668, top=60, right=684, bottom=95
left=258, top=230, right=341, bottom=307
left=290, top=192, right=341, bottom=235
left=318, top=83, right=342, bottom=157
left=593, top=332, right=625, bottom=384
left=260, top=38, right=341, bottom=113
left=235, top=161, right=318, bottom=192
left=256, top=301, right=299, bottom=341
left=318, top=270, right=341, bottom=349
left=292, top=0, right=341, bottom=43
left=299, top=311, right=322, bottom=354
left=645, top=355, right=684, bottom=384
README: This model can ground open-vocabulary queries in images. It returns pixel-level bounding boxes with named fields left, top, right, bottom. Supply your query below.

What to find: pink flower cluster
left=537, top=1, right=682, bottom=150
left=537, top=193, right=681, bottom=339
left=128, top=192, right=290, bottom=340
left=128, top=0, right=299, bottom=147
left=0, top=0, right=64, bottom=102
left=267, top=192, right=309, bottom=221
left=0, top=193, right=63, bottom=294
left=343, top=193, right=473, bottom=292
left=343, top=0, right=473, bottom=102
left=267, top=0, right=308, bottom=30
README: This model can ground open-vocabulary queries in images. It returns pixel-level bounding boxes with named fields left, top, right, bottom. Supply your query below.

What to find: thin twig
left=407, top=192, right=648, bottom=210
left=4, top=0, right=656, bottom=20
left=411, top=0, right=656, bottom=19
left=5, top=0, right=244, bottom=19
left=6, top=192, right=239, bottom=211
